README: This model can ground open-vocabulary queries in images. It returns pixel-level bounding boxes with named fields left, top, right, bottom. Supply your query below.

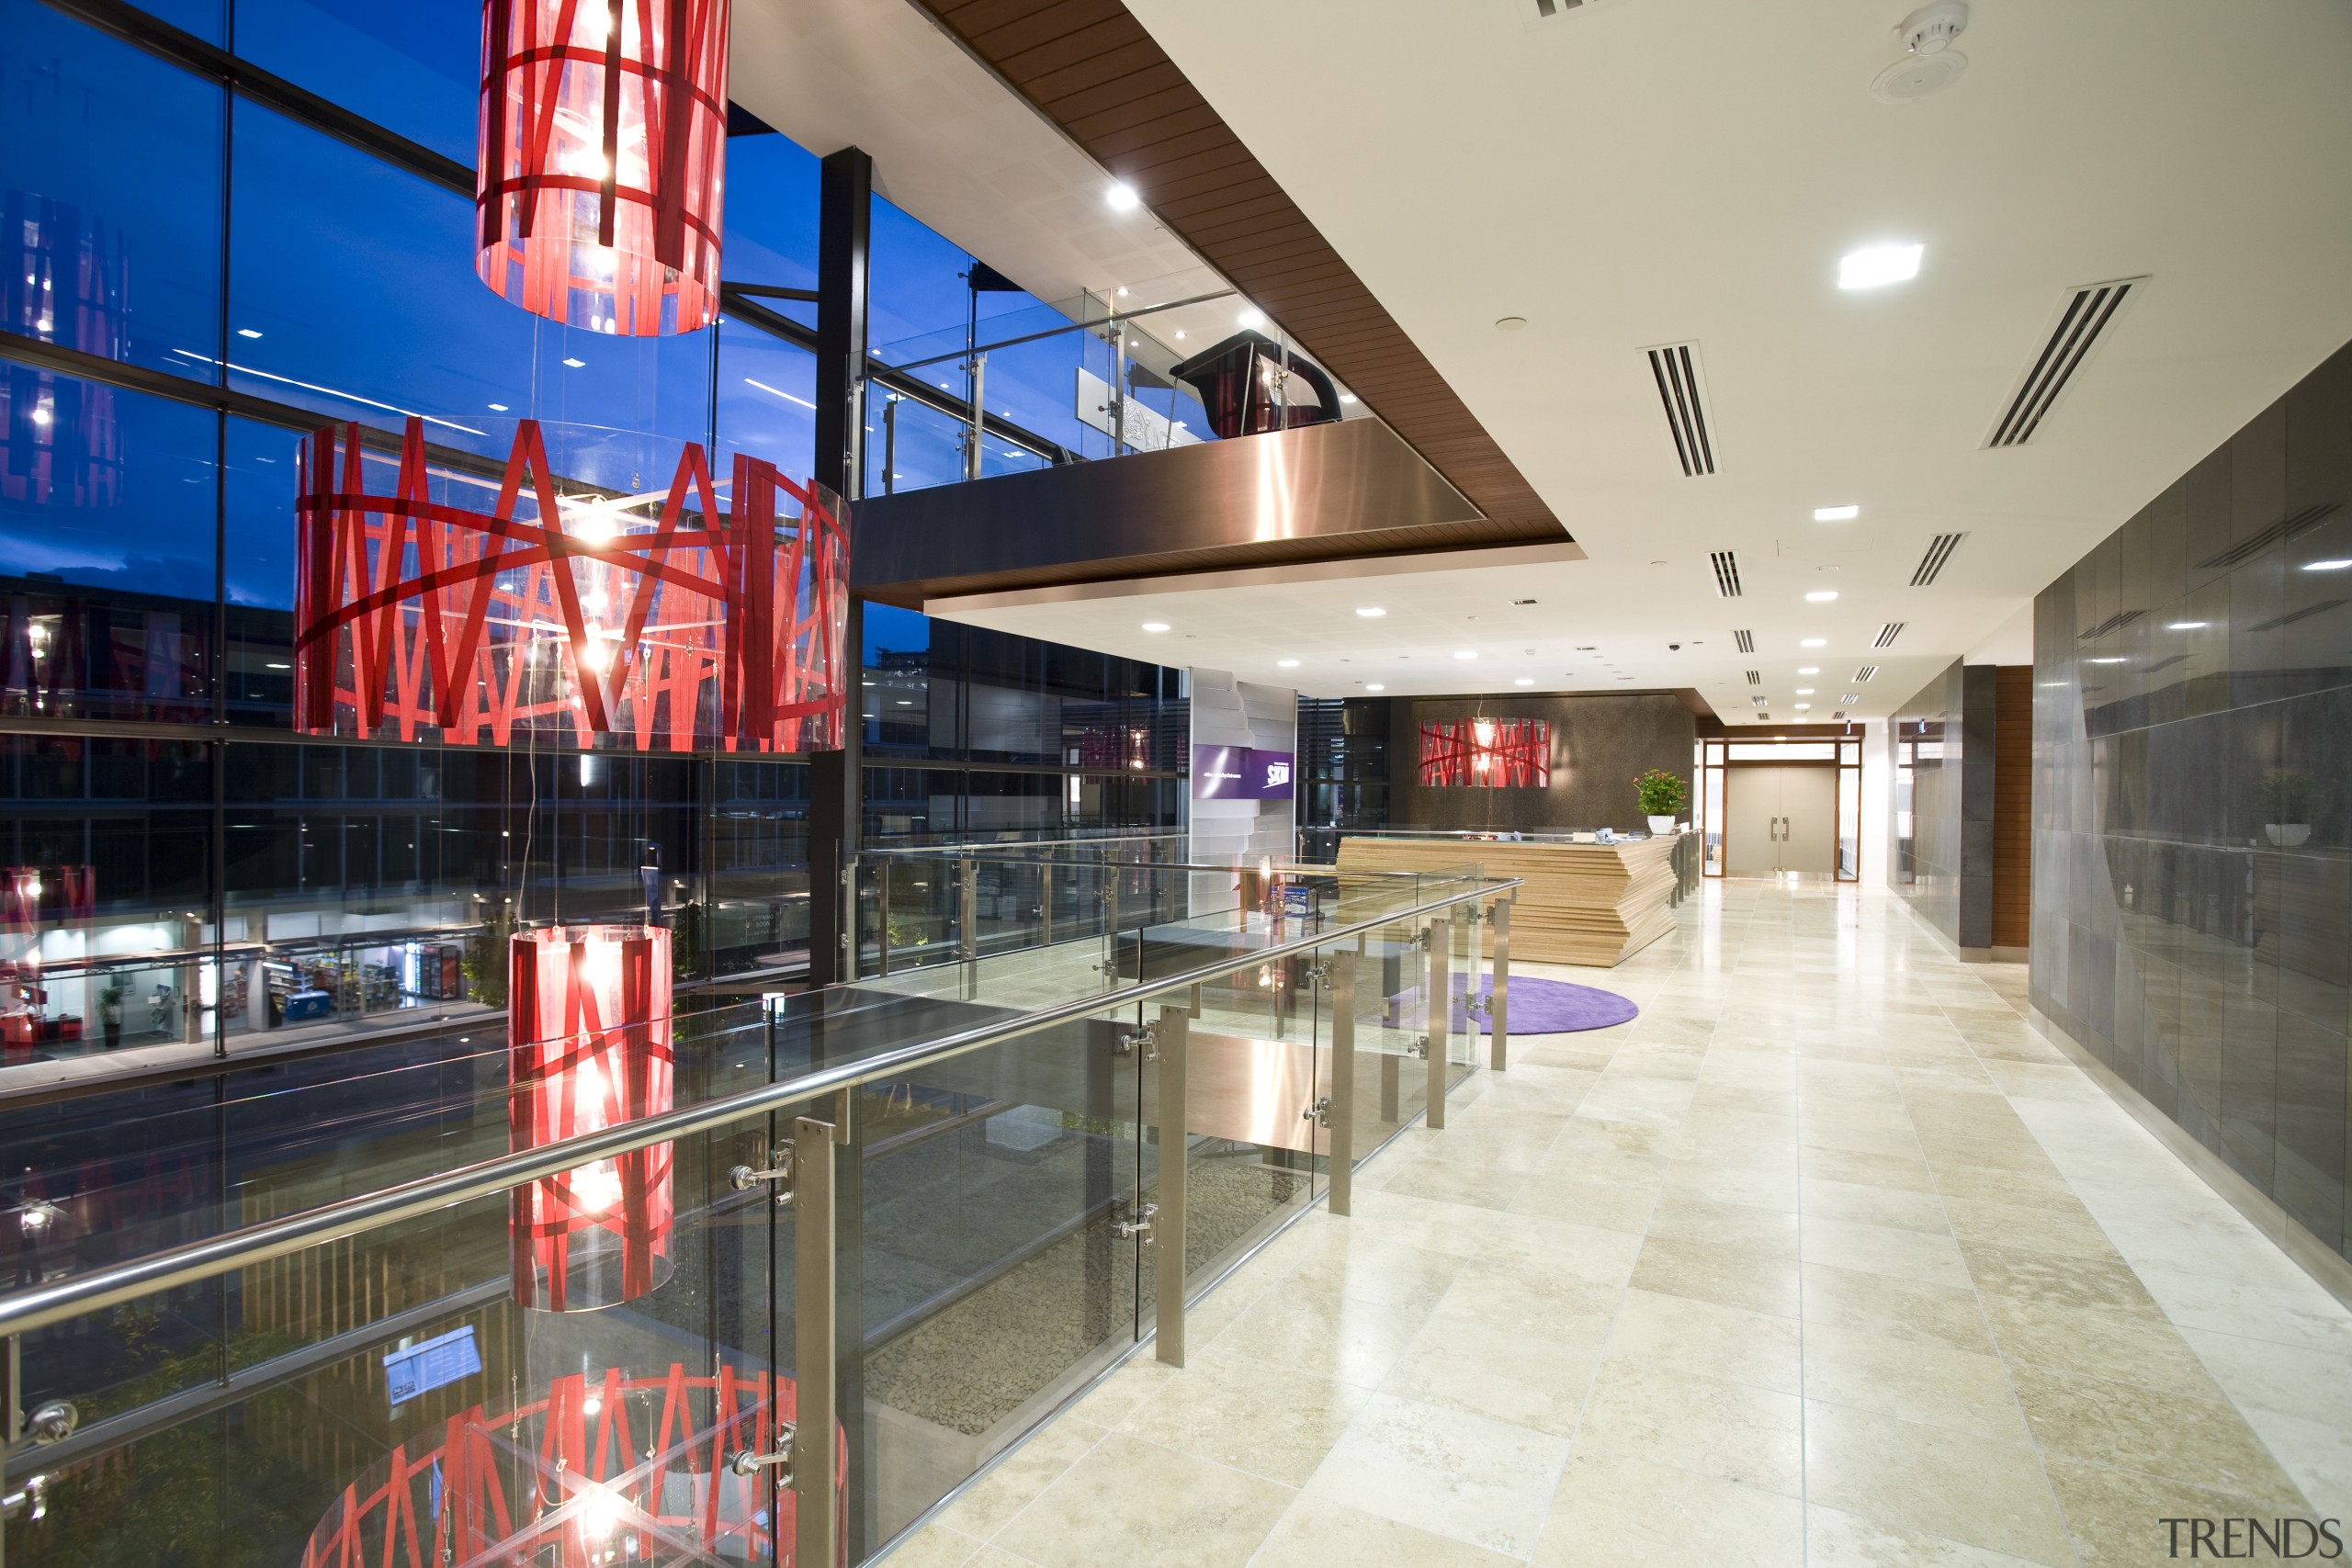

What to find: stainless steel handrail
left=0, top=874, right=1517, bottom=1341
left=860, top=830, right=1186, bottom=857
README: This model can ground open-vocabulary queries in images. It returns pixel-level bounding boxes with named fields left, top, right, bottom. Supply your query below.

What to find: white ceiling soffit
left=941, top=0, right=2352, bottom=721
left=726, top=0, right=1213, bottom=306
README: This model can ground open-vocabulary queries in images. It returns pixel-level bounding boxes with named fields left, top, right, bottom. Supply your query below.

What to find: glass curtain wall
left=0, top=0, right=1182, bottom=1068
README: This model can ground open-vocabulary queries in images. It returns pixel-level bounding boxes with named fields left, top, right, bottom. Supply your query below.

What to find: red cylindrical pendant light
left=508, top=923, right=675, bottom=1312
left=476, top=0, right=729, bottom=335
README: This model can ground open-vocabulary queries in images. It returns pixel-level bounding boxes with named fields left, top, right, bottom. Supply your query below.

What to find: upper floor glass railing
left=864, top=268, right=1379, bottom=497
left=0, top=863, right=1519, bottom=1567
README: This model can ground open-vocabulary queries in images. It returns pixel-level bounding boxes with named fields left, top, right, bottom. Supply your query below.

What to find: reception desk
left=1336, top=832, right=1681, bottom=966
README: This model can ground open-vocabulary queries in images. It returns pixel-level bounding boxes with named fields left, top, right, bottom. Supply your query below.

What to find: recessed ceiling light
left=1105, top=182, right=1140, bottom=211
left=1173, top=330, right=1187, bottom=340
left=1838, top=243, right=1924, bottom=290
left=266, top=661, right=291, bottom=671
left=2305, top=559, right=2352, bottom=571
left=1802, top=638, right=1826, bottom=648
left=1813, top=504, right=1860, bottom=522
left=1340, top=393, right=1357, bottom=404
left=1276, top=659, right=1299, bottom=668
left=1116, top=287, right=1129, bottom=297
left=1366, top=682, right=1385, bottom=692
left=1495, top=316, right=1527, bottom=332
left=1794, top=703, right=1812, bottom=710
left=1140, top=621, right=1170, bottom=632
left=1238, top=307, right=1265, bottom=329
left=1453, top=650, right=1477, bottom=660
left=236, top=327, right=263, bottom=339
left=2167, top=621, right=2208, bottom=629
left=1513, top=677, right=1534, bottom=686
left=562, top=356, right=586, bottom=368
left=1355, top=606, right=1386, bottom=618
left=488, top=402, right=510, bottom=412
left=1797, top=666, right=1819, bottom=674
left=1796, top=688, right=1815, bottom=695
left=2088, top=657, right=2129, bottom=664
left=1805, top=590, right=1839, bottom=603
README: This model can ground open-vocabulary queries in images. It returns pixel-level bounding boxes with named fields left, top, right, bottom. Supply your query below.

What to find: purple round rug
left=1389, top=976, right=1639, bottom=1033
left=1466, top=976, right=1639, bottom=1034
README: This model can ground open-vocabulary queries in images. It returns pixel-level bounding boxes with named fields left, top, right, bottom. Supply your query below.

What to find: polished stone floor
left=880, top=878, right=2352, bottom=1566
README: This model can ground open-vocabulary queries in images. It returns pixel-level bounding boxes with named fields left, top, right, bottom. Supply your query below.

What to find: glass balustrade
left=0, top=866, right=1514, bottom=1565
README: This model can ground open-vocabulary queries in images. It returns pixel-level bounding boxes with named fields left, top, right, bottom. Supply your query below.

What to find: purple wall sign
left=1192, top=744, right=1295, bottom=801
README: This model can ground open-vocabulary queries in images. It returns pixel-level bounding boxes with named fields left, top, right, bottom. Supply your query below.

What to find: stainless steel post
left=957, top=856, right=978, bottom=962
left=794, top=1114, right=838, bottom=1568
left=876, top=862, right=891, bottom=978
left=1111, top=315, right=1126, bottom=455
left=1328, top=948, right=1355, bottom=1217
left=1426, top=916, right=1450, bottom=1131
left=1489, top=897, right=1511, bottom=1073
left=1154, top=1004, right=1189, bottom=1366
left=966, top=353, right=988, bottom=481
left=1041, top=861, right=1055, bottom=947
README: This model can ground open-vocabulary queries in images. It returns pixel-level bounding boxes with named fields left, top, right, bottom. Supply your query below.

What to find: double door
left=1725, top=765, right=1837, bottom=874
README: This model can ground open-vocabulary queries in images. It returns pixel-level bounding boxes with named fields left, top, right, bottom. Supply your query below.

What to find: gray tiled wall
left=2033, top=342, right=2352, bottom=1264
left=1893, top=660, right=1996, bottom=950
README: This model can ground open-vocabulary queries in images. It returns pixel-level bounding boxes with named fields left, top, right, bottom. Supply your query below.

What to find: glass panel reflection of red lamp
left=476, top=0, right=729, bottom=334
left=508, top=923, right=673, bottom=1312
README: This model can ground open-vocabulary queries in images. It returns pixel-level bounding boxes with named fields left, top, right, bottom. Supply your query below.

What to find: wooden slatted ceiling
left=920, top=0, right=1566, bottom=537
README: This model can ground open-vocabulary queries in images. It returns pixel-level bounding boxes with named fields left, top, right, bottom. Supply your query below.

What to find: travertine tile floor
left=881, top=879, right=2352, bottom=1566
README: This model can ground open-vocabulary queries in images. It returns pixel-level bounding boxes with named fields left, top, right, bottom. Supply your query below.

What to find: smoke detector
left=1872, top=1, right=1969, bottom=102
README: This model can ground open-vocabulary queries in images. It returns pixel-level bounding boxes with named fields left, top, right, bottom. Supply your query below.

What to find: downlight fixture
left=1872, top=1, right=1969, bottom=102
left=1495, top=316, right=1528, bottom=332
left=1105, top=182, right=1141, bottom=211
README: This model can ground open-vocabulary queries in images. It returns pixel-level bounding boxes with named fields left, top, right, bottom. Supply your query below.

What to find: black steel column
left=808, top=145, right=870, bottom=992
left=809, top=142, right=875, bottom=1565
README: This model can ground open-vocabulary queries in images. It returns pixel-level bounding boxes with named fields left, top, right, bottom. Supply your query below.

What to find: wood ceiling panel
left=914, top=0, right=1562, bottom=533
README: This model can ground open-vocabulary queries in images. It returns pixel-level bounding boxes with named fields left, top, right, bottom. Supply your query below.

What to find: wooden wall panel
left=921, top=0, right=1565, bottom=541
left=1992, top=664, right=2032, bottom=950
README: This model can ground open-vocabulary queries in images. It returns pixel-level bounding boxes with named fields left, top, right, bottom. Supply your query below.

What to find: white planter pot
left=2265, top=823, right=2312, bottom=847
left=1647, top=816, right=1678, bottom=837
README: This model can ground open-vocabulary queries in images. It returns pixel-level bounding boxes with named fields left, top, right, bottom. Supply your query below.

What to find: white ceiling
left=728, top=0, right=1213, bottom=309
left=921, top=0, right=2352, bottom=721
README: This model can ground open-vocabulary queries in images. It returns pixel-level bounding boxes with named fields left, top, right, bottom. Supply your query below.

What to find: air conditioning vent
left=1645, top=343, right=1716, bottom=477
left=1853, top=665, right=1877, bottom=682
left=1733, top=628, right=1755, bottom=654
left=1873, top=622, right=1905, bottom=649
left=1753, top=714, right=1771, bottom=722
left=1839, top=694, right=1859, bottom=705
left=2196, top=503, right=2341, bottom=571
left=1745, top=670, right=1761, bottom=685
left=2076, top=609, right=2145, bottom=641
left=1522, top=0, right=1626, bottom=17
left=1985, top=277, right=2144, bottom=448
left=1710, top=550, right=1742, bottom=597
left=1910, top=532, right=1967, bottom=587
left=1750, top=694, right=1770, bottom=707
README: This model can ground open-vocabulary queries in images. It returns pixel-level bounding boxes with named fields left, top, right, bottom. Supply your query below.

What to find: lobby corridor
left=886, top=879, right=2352, bottom=1567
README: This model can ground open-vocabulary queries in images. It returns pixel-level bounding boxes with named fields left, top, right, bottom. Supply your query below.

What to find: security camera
left=1668, top=643, right=1681, bottom=651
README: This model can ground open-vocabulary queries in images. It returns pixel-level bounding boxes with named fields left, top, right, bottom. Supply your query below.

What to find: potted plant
left=96, top=981, right=122, bottom=1049
left=2256, top=769, right=2323, bottom=847
left=1634, top=769, right=1689, bottom=837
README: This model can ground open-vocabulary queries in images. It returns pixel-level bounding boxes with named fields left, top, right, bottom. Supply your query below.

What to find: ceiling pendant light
left=477, top=0, right=729, bottom=334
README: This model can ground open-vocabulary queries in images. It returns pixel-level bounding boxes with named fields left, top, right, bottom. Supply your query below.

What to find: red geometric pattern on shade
left=476, top=0, right=728, bottom=334
left=508, top=924, right=673, bottom=1313
left=297, top=1362, right=845, bottom=1568
left=1419, top=718, right=1551, bottom=788
left=293, top=417, right=847, bottom=752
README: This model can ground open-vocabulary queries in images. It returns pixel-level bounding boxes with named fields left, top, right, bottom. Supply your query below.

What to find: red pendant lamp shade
left=509, top=924, right=675, bottom=1312
left=477, top=0, right=729, bottom=335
